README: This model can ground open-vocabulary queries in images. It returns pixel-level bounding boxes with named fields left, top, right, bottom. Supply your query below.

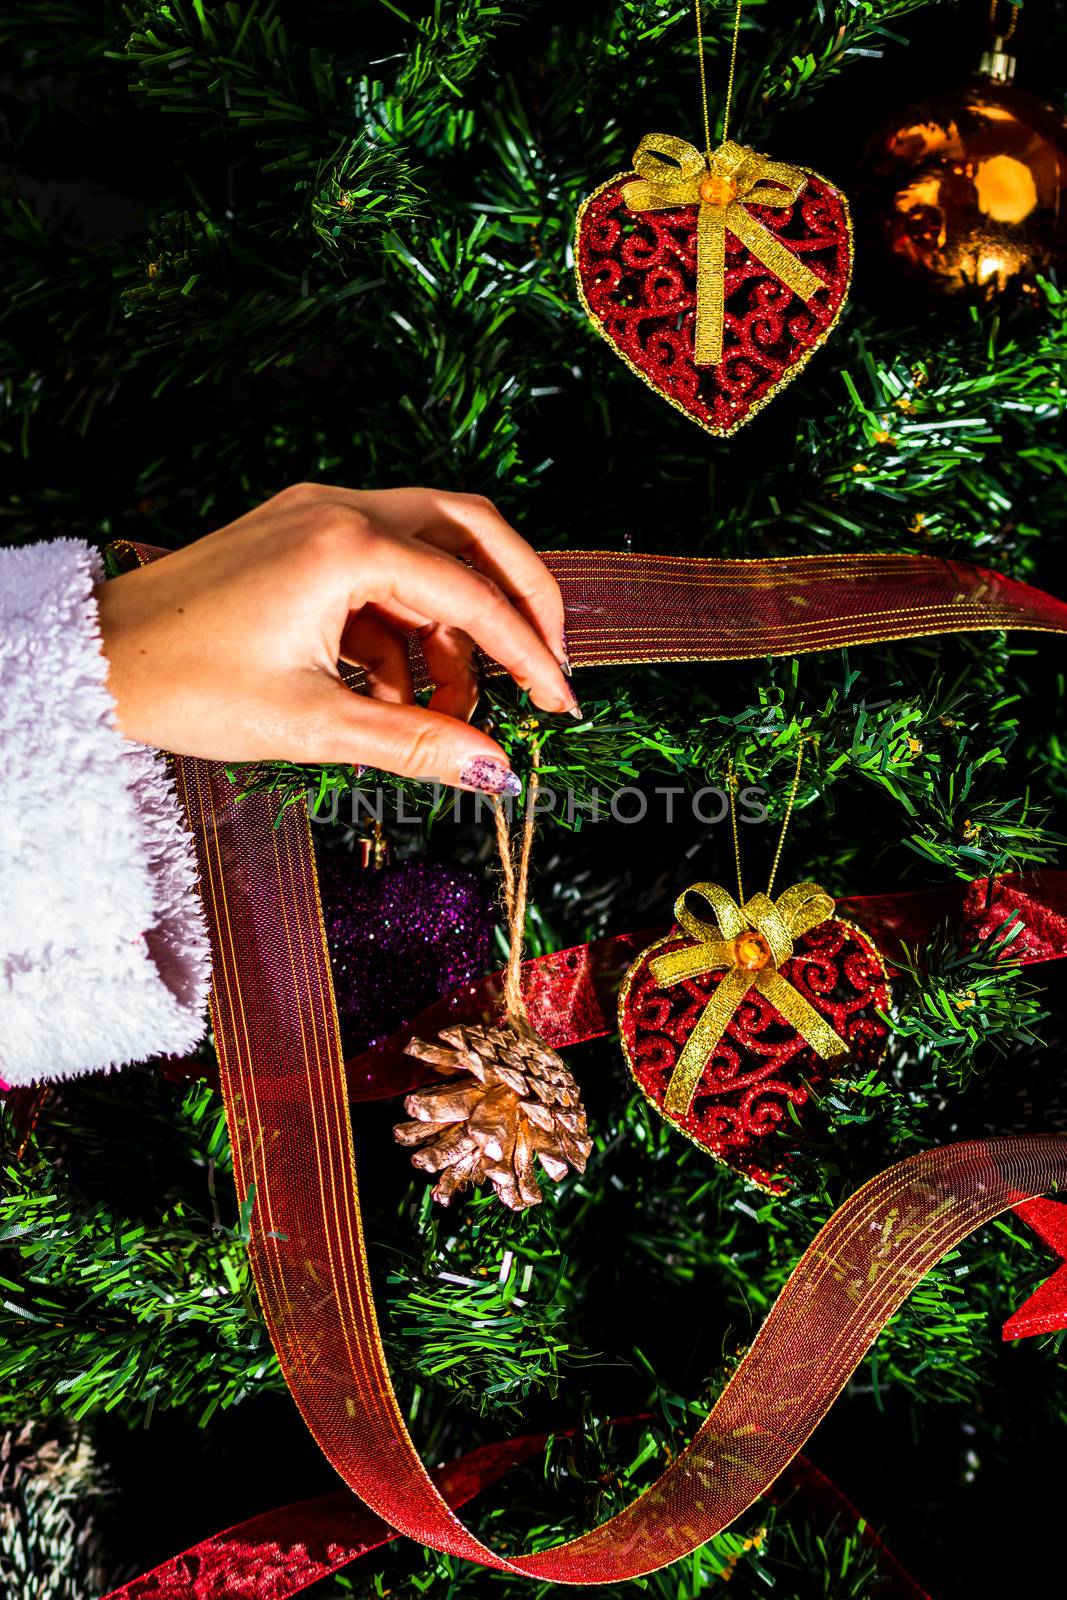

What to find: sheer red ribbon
left=103, top=1435, right=930, bottom=1600
left=538, top=550, right=1067, bottom=669
left=104, top=545, right=1067, bottom=1593
left=156, top=754, right=1067, bottom=1587
left=103, top=1432, right=548, bottom=1600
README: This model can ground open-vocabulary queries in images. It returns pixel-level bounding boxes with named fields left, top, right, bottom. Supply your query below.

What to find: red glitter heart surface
left=618, top=917, right=889, bottom=1192
left=575, top=159, right=852, bottom=437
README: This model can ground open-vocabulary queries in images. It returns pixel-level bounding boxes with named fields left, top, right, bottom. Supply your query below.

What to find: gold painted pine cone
left=394, top=1022, right=592, bottom=1211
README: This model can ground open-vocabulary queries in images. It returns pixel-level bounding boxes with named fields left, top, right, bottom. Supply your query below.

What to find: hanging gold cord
left=765, top=741, right=806, bottom=899
left=988, top=0, right=1019, bottom=42
left=694, top=0, right=745, bottom=158
left=727, top=739, right=807, bottom=903
left=726, top=754, right=745, bottom=906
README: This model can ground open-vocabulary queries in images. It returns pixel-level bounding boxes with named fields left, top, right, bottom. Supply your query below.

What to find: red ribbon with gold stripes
left=426, top=550, right=1066, bottom=681
left=107, top=544, right=1067, bottom=1591
left=163, top=755, right=1067, bottom=1586
left=103, top=1433, right=932, bottom=1600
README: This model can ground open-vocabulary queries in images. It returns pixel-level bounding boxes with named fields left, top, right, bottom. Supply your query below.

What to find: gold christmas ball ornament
left=861, top=67, right=1067, bottom=297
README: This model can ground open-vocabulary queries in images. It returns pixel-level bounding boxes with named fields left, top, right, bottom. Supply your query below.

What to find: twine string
left=493, top=744, right=541, bottom=1029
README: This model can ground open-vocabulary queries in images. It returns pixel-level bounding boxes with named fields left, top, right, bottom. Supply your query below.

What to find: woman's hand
left=95, top=483, right=577, bottom=794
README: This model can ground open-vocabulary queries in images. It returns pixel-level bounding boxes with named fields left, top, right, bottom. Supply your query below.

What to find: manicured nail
left=565, top=703, right=583, bottom=721
left=560, top=654, right=574, bottom=679
left=459, top=757, right=522, bottom=796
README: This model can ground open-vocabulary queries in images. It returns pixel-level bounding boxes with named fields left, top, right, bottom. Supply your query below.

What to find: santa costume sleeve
left=0, top=539, right=211, bottom=1086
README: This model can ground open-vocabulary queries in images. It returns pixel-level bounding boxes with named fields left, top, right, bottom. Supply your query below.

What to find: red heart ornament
left=575, top=135, right=853, bottom=436
left=618, top=910, right=889, bottom=1192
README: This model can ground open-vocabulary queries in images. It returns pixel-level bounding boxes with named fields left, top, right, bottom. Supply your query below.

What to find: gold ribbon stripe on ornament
left=648, top=881, right=847, bottom=1115
left=622, top=135, right=824, bottom=365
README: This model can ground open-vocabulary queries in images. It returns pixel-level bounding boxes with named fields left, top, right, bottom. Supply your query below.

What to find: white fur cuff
left=0, top=539, right=211, bottom=1086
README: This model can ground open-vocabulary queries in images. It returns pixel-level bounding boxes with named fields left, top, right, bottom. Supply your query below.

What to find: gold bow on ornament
left=651, top=880, right=849, bottom=1116
left=622, top=134, right=824, bottom=367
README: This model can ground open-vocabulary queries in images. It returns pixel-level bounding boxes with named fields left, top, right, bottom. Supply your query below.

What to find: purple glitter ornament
left=316, top=852, right=496, bottom=1055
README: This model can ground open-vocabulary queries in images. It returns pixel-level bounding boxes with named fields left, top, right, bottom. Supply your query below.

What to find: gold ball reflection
left=862, top=79, right=1067, bottom=296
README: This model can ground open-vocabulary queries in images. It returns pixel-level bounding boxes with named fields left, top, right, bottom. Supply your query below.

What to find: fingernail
left=565, top=703, right=584, bottom=721
left=459, top=757, right=522, bottom=796
left=559, top=654, right=573, bottom=679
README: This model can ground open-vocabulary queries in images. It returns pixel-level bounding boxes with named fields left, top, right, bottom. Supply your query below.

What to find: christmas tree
left=3, top=2, right=1066, bottom=1595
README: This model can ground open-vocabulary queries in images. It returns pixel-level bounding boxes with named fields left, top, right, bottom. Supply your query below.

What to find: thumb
left=297, top=675, right=522, bottom=796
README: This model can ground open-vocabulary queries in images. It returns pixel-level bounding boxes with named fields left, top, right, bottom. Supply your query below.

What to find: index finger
left=414, top=491, right=567, bottom=666
left=359, top=529, right=577, bottom=716
left=310, top=486, right=568, bottom=668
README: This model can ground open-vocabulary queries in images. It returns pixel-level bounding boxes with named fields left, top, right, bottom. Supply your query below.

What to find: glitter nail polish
left=459, top=757, right=522, bottom=796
